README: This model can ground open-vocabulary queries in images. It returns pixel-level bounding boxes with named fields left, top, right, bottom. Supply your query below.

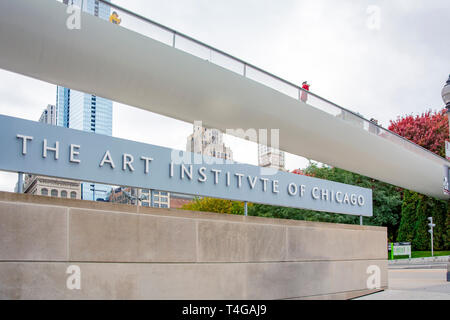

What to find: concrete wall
left=0, top=192, right=388, bottom=299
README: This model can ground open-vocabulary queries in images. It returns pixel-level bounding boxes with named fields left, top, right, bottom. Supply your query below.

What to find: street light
left=443, top=74, right=450, bottom=139
left=427, top=217, right=435, bottom=257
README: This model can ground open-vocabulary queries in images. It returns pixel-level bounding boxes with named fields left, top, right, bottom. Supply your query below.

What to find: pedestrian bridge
left=0, top=0, right=448, bottom=199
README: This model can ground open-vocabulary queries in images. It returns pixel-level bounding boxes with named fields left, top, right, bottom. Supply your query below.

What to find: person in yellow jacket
left=109, top=11, right=121, bottom=25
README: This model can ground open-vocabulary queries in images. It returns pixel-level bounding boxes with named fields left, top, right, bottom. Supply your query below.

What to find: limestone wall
left=0, top=192, right=388, bottom=299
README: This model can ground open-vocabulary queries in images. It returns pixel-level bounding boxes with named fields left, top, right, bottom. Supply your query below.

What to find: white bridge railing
left=58, top=0, right=447, bottom=166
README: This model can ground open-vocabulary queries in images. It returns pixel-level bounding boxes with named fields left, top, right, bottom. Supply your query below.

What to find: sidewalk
left=355, top=268, right=450, bottom=300
left=389, top=255, right=449, bottom=265
left=388, top=255, right=449, bottom=270
left=356, top=288, right=450, bottom=300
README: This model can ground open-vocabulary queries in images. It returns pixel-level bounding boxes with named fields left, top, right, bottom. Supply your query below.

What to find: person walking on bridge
left=109, top=11, right=122, bottom=25
left=300, top=81, right=310, bottom=102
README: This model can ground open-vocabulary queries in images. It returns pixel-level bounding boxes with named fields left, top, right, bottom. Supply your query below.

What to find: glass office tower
left=56, top=88, right=112, bottom=136
left=57, top=0, right=112, bottom=201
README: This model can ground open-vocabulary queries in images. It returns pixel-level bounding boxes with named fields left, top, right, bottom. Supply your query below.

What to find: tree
left=248, top=202, right=359, bottom=225
left=182, top=197, right=248, bottom=215
left=429, top=197, right=449, bottom=250
left=247, top=163, right=403, bottom=240
left=390, top=109, right=449, bottom=250
left=302, top=164, right=403, bottom=238
left=397, top=190, right=419, bottom=243
left=413, top=194, right=431, bottom=250
left=388, top=109, right=448, bottom=157
left=397, top=191, right=449, bottom=250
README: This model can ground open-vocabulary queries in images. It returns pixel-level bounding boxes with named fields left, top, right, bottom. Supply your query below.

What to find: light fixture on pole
left=427, top=217, right=435, bottom=257
left=442, top=75, right=450, bottom=110
left=443, top=75, right=450, bottom=140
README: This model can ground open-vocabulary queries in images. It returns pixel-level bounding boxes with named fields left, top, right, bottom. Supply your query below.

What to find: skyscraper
left=39, top=104, right=57, bottom=125
left=57, top=0, right=113, bottom=200
left=258, top=145, right=286, bottom=171
left=56, top=87, right=112, bottom=136
left=181, top=124, right=233, bottom=207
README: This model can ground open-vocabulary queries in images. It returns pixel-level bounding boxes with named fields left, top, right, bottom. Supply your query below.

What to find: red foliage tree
left=291, top=168, right=316, bottom=177
left=388, top=109, right=448, bottom=157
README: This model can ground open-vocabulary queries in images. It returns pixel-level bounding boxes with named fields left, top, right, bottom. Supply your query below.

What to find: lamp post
left=442, top=75, right=450, bottom=195
left=443, top=75, right=450, bottom=139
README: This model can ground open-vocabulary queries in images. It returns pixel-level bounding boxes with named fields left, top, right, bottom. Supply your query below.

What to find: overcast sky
left=0, top=0, right=449, bottom=191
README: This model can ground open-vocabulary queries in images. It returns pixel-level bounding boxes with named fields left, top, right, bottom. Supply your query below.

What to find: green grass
left=392, top=251, right=450, bottom=260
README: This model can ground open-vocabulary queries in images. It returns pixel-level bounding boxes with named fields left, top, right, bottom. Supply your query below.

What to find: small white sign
left=393, top=245, right=411, bottom=258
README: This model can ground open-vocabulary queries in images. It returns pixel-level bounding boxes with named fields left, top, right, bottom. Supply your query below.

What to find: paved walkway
left=356, top=269, right=450, bottom=300
left=388, top=256, right=449, bottom=270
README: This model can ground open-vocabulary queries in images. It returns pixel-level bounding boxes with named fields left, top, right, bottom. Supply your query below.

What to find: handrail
left=66, top=0, right=449, bottom=165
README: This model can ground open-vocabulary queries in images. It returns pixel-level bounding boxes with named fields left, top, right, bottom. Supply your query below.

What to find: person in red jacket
left=300, top=81, right=310, bottom=102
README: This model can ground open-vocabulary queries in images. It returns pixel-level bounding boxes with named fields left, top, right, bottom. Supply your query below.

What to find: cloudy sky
left=0, top=0, right=449, bottom=191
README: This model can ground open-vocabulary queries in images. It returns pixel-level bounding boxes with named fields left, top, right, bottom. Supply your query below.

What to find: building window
left=142, top=202, right=149, bottom=207
left=61, top=190, right=68, bottom=198
left=70, top=191, right=77, bottom=199
left=41, top=188, right=48, bottom=196
left=51, top=189, right=58, bottom=197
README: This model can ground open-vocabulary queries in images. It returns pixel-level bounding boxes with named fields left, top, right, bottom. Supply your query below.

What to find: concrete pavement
left=388, top=256, right=449, bottom=270
left=355, top=268, right=450, bottom=300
